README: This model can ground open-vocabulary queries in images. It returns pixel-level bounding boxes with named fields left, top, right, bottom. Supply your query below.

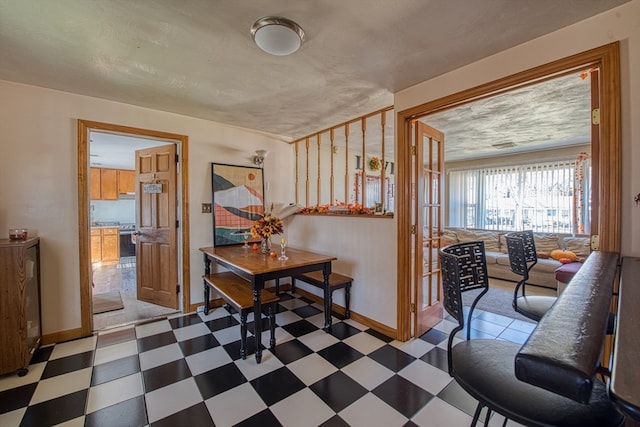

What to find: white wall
left=0, top=80, right=294, bottom=335
left=285, top=214, right=397, bottom=328
left=396, top=0, right=640, bottom=256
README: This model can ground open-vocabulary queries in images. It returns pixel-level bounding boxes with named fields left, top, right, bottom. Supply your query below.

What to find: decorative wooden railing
left=290, top=106, right=394, bottom=216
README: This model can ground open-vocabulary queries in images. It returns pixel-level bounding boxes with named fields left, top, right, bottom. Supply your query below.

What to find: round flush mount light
left=251, top=16, right=305, bottom=56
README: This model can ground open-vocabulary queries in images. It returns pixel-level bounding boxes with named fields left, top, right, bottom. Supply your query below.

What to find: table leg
left=253, top=286, right=263, bottom=363
left=203, top=253, right=211, bottom=315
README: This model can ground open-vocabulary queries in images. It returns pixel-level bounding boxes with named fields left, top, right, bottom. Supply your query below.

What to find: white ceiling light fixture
left=251, top=16, right=305, bottom=56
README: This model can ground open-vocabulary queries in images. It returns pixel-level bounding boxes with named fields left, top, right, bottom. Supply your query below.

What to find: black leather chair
left=504, top=230, right=557, bottom=321
left=439, top=241, right=489, bottom=339
left=440, top=243, right=624, bottom=427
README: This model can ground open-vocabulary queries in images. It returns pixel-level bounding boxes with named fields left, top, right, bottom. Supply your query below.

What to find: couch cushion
left=555, top=261, right=583, bottom=283
left=485, top=251, right=501, bottom=264
left=456, top=229, right=501, bottom=252
left=563, top=237, right=591, bottom=257
left=442, top=228, right=459, bottom=244
left=496, top=253, right=560, bottom=273
left=533, top=233, right=561, bottom=253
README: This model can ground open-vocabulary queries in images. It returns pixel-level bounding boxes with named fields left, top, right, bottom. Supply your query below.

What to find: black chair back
left=504, top=230, right=537, bottom=279
left=440, top=241, right=489, bottom=357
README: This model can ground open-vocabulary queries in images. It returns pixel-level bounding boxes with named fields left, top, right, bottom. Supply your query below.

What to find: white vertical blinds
left=448, top=160, right=588, bottom=234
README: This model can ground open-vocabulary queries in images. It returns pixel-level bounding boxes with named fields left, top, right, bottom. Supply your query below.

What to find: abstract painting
left=211, top=163, right=265, bottom=246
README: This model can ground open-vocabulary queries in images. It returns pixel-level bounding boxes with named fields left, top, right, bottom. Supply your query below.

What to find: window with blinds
left=447, top=157, right=591, bottom=234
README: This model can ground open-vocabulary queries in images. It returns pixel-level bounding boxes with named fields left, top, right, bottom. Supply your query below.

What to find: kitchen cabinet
left=90, top=167, right=118, bottom=200
left=0, top=237, right=41, bottom=376
left=90, top=227, right=119, bottom=263
left=90, top=229, right=102, bottom=263
left=100, top=169, right=118, bottom=200
left=118, top=169, right=136, bottom=195
left=101, top=228, right=119, bottom=262
left=90, top=167, right=101, bottom=200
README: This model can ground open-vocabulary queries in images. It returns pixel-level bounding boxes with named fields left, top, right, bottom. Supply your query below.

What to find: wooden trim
left=179, top=137, right=191, bottom=315
left=396, top=111, right=413, bottom=341
left=293, top=287, right=397, bottom=340
left=77, top=121, right=93, bottom=337
left=42, top=328, right=84, bottom=346
left=330, top=129, right=335, bottom=203
left=317, top=134, right=321, bottom=206
left=305, top=137, right=310, bottom=206
left=77, top=120, right=190, bottom=339
left=396, top=42, right=621, bottom=341
left=297, top=213, right=393, bottom=219
left=294, top=142, right=300, bottom=204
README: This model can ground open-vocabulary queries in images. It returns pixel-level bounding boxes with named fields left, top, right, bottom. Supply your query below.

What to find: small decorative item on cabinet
left=9, top=228, right=28, bottom=240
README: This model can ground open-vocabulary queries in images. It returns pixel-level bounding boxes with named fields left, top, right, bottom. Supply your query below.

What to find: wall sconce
left=253, top=149, right=269, bottom=166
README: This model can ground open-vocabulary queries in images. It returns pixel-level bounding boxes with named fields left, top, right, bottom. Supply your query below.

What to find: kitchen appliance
left=119, top=223, right=136, bottom=258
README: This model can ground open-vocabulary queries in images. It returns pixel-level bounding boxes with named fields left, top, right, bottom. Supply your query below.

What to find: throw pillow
left=550, top=249, right=577, bottom=261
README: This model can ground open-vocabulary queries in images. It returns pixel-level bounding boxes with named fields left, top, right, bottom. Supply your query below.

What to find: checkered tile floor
left=0, top=292, right=533, bottom=427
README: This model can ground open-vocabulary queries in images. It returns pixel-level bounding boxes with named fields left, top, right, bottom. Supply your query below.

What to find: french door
left=414, top=122, right=445, bottom=336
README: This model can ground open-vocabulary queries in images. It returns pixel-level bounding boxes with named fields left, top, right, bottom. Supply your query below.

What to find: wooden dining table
left=200, top=245, right=337, bottom=363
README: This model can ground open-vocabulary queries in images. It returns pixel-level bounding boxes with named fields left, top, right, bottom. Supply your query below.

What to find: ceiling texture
left=0, top=0, right=628, bottom=158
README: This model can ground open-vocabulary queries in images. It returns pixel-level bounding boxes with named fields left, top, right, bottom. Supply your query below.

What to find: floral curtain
left=573, top=152, right=591, bottom=234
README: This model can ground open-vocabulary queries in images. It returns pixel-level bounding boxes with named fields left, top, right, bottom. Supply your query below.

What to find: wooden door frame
left=396, top=42, right=621, bottom=341
left=77, top=120, right=190, bottom=336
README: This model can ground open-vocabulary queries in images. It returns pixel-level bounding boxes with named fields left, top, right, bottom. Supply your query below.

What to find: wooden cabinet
left=90, top=229, right=102, bottom=263
left=90, top=228, right=119, bottom=263
left=118, top=170, right=136, bottom=195
left=90, top=167, right=118, bottom=200
left=0, top=237, right=41, bottom=376
left=101, top=228, right=119, bottom=262
left=100, top=168, right=118, bottom=200
left=90, top=167, right=102, bottom=200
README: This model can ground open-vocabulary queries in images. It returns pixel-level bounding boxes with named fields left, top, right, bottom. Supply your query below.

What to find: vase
left=261, top=237, right=271, bottom=254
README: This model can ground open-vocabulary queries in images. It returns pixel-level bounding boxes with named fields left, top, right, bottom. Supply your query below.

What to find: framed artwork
left=211, top=163, right=265, bottom=246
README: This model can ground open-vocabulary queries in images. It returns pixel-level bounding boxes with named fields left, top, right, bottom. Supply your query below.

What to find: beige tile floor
left=92, top=258, right=179, bottom=331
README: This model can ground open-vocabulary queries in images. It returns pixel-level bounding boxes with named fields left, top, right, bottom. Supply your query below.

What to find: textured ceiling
left=423, top=71, right=593, bottom=162
left=0, top=0, right=627, bottom=156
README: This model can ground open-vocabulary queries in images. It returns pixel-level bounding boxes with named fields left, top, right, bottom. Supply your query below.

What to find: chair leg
left=483, top=408, right=492, bottom=426
left=240, top=310, right=248, bottom=360
left=470, top=402, right=483, bottom=427
left=275, top=278, right=280, bottom=295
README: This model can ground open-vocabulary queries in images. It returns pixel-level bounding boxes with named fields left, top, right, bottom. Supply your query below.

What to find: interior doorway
left=77, top=120, right=191, bottom=336
left=395, top=42, right=621, bottom=341
left=89, top=133, right=179, bottom=330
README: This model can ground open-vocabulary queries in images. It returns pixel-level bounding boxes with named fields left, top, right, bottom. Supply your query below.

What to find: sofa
left=440, top=227, right=591, bottom=289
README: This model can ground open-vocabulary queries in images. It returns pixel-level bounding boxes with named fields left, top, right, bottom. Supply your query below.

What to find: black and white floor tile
left=0, top=292, right=533, bottom=427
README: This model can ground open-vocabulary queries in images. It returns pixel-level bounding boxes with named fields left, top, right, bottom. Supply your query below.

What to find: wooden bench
left=292, top=271, right=352, bottom=319
left=203, top=272, right=279, bottom=359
